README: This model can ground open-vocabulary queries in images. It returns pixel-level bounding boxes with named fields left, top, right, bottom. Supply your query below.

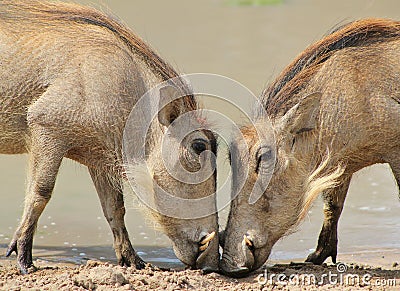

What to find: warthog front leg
left=387, top=157, right=400, bottom=194
left=89, top=168, right=146, bottom=269
left=306, top=176, right=351, bottom=265
left=6, top=127, right=66, bottom=274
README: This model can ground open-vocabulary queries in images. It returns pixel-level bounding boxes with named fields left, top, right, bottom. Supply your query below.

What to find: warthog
left=1, top=0, right=219, bottom=274
left=221, top=19, right=400, bottom=276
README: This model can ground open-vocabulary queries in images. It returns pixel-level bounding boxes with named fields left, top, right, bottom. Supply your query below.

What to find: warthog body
left=221, top=19, right=400, bottom=276
left=1, top=0, right=219, bottom=274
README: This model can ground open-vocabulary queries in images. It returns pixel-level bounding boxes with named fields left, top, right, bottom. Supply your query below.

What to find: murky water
left=1, top=0, right=399, bottom=268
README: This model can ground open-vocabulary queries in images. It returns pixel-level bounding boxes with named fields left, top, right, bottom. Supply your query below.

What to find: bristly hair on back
left=262, top=18, right=400, bottom=117
left=0, top=0, right=197, bottom=111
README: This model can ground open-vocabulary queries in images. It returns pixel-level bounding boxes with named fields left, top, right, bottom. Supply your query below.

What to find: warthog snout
left=171, top=229, right=219, bottom=272
left=195, top=231, right=219, bottom=272
left=220, top=234, right=256, bottom=277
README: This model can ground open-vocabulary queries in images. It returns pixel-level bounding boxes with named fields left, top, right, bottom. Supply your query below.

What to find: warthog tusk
left=201, top=231, right=216, bottom=245
left=199, top=231, right=216, bottom=252
left=243, top=235, right=253, bottom=248
left=199, top=242, right=209, bottom=252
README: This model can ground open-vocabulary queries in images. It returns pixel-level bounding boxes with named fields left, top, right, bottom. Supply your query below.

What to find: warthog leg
left=6, top=127, right=66, bottom=274
left=306, top=176, right=351, bottom=265
left=392, top=165, right=400, bottom=194
left=89, top=168, right=146, bottom=269
left=386, top=155, right=400, bottom=196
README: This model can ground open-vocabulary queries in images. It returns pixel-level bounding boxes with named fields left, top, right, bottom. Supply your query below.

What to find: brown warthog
left=221, top=19, right=400, bottom=276
left=1, top=0, right=219, bottom=274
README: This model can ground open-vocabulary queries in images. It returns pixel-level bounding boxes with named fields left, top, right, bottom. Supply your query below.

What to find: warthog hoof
left=133, top=256, right=147, bottom=270
left=5, top=238, right=17, bottom=257
left=115, top=243, right=148, bottom=270
left=117, top=252, right=147, bottom=269
left=6, top=238, right=37, bottom=274
left=305, top=247, right=337, bottom=265
left=17, top=263, right=37, bottom=275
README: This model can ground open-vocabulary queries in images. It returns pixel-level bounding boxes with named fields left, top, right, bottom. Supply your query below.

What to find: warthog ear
left=282, top=92, right=322, bottom=134
left=158, top=85, right=182, bottom=127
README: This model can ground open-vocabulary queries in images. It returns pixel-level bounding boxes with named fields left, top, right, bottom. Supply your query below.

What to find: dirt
left=0, top=257, right=399, bottom=291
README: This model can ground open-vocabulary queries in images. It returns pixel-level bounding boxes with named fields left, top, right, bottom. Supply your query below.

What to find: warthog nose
left=220, top=235, right=255, bottom=277
left=223, top=266, right=250, bottom=278
left=220, top=252, right=251, bottom=278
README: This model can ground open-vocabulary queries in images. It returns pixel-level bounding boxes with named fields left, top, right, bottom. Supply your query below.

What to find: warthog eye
left=191, top=138, right=208, bottom=155
left=256, top=146, right=274, bottom=173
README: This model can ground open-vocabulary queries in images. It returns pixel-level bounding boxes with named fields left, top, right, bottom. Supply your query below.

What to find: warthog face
left=221, top=93, right=343, bottom=276
left=124, top=85, right=219, bottom=271
left=150, top=126, right=219, bottom=271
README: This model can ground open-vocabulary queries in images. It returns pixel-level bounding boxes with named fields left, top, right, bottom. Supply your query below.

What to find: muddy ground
left=1, top=254, right=399, bottom=291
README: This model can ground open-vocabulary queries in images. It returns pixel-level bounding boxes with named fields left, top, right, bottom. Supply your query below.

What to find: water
left=1, top=0, right=399, bottom=268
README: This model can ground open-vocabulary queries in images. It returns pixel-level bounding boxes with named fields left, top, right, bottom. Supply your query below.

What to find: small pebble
left=86, top=260, right=101, bottom=267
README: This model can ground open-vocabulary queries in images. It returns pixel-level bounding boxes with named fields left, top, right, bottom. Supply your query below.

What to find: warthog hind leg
left=306, top=176, right=351, bottom=265
left=6, top=126, right=66, bottom=274
left=89, top=168, right=146, bottom=269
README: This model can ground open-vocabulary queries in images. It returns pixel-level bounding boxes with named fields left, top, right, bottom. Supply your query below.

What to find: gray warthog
left=221, top=19, right=400, bottom=276
left=1, top=0, right=219, bottom=274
